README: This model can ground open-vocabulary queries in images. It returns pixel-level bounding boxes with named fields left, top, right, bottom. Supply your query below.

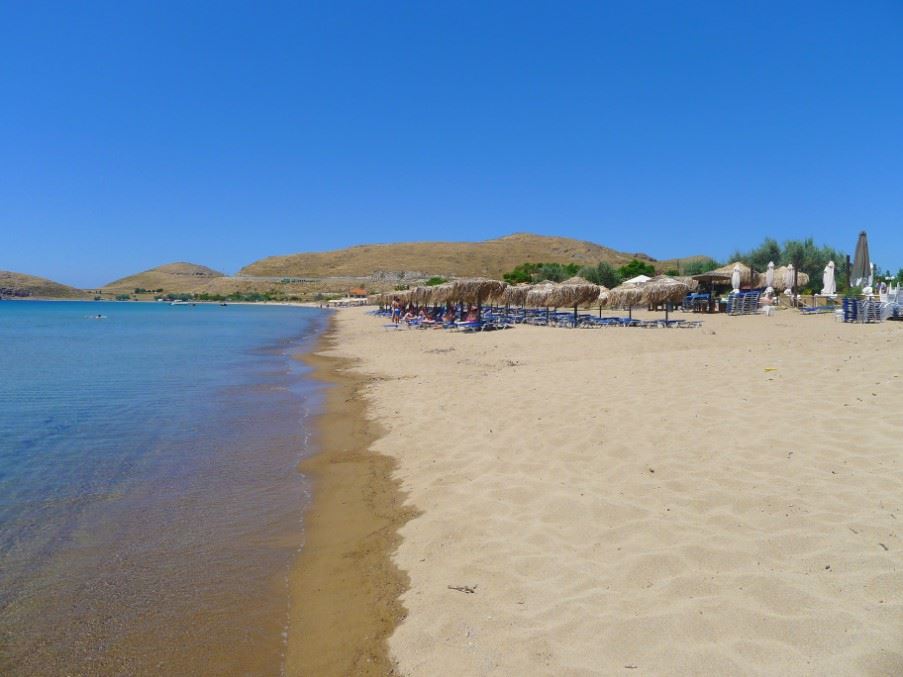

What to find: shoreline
left=285, top=316, right=413, bottom=675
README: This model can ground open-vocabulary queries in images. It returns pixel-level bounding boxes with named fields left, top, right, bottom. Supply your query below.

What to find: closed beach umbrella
left=766, top=261, right=775, bottom=291
left=731, top=265, right=741, bottom=293
left=783, top=264, right=795, bottom=295
left=822, top=261, right=836, bottom=296
left=851, top=231, right=870, bottom=288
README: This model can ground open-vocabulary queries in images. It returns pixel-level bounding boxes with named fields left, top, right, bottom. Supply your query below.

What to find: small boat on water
left=170, top=300, right=187, bottom=306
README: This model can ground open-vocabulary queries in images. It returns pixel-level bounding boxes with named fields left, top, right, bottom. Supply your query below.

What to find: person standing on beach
left=391, top=298, right=401, bottom=324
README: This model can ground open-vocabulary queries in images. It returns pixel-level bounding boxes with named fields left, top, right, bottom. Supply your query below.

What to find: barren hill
left=0, top=270, right=87, bottom=299
left=103, top=262, right=225, bottom=293
left=240, top=233, right=701, bottom=279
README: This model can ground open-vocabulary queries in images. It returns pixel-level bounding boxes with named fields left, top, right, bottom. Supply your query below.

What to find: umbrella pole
left=573, top=305, right=578, bottom=327
left=665, top=302, right=670, bottom=323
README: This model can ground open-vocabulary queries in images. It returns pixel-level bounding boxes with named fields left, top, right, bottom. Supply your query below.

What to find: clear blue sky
left=3, top=1, right=901, bottom=287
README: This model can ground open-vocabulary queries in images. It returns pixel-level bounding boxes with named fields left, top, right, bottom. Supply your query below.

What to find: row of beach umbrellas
left=374, top=275, right=695, bottom=322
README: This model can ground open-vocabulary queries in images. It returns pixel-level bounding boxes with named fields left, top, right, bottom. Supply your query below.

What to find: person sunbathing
left=463, top=306, right=479, bottom=322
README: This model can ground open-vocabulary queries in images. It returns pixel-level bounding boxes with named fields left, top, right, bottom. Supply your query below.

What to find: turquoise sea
left=0, top=300, right=328, bottom=675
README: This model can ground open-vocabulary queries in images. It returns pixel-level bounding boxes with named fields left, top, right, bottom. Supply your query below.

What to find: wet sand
left=286, top=321, right=414, bottom=676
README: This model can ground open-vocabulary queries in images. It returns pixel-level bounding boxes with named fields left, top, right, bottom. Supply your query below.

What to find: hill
left=0, top=270, right=87, bottom=299
left=103, top=262, right=225, bottom=294
left=239, top=233, right=703, bottom=280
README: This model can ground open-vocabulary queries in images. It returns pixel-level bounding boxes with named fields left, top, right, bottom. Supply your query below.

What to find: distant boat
left=219, top=302, right=228, bottom=306
left=170, top=300, right=187, bottom=306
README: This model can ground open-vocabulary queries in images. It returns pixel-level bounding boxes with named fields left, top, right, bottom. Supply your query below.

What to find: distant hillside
left=240, top=233, right=704, bottom=279
left=103, top=262, right=225, bottom=293
left=0, top=270, right=87, bottom=299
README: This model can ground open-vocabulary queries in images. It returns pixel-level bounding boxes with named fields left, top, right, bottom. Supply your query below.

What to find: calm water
left=0, top=300, right=329, bottom=675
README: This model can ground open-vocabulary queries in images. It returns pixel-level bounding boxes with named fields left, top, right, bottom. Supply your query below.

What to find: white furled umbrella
left=765, top=261, right=775, bottom=292
left=822, top=261, right=836, bottom=296
left=731, top=265, right=741, bottom=293
left=783, top=264, right=795, bottom=296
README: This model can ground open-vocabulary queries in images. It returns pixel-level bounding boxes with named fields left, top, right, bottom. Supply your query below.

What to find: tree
left=682, top=258, right=721, bottom=276
left=616, top=259, right=655, bottom=279
left=729, top=238, right=781, bottom=272
left=578, top=262, right=622, bottom=288
left=733, top=236, right=849, bottom=292
left=425, top=276, right=447, bottom=286
left=502, top=262, right=581, bottom=284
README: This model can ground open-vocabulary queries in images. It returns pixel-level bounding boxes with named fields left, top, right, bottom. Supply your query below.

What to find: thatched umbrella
left=411, top=286, right=433, bottom=306
left=525, top=280, right=560, bottom=307
left=525, top=280, right=560, bottom=323
left=450, top=278, right=506, bottom=304
left=691, top=272, right=731, bottom=312
left=449, top=278, right=506, bottom=320
left=675, top=276, right=699, bottom=292
left=500, top=283, right=531, bottom=308
left=712, top=261, right=758, bottom=287
left=427, top=282, right=456, bottom=306
left=640, top=275, right=690, bottom=322
left=554, top=276, right=601, bottom=324
left=607, top=281, right=646, bottom=318
left=596, top=286, right=610, bottom=316
left=769, top=266, right=809, bottom=292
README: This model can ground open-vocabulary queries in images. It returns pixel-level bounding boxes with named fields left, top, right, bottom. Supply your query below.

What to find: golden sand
left=315, top=306, right=902, bottom=675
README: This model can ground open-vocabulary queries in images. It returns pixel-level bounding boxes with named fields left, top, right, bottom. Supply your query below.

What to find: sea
left=0, top=300, right=329, bottom=675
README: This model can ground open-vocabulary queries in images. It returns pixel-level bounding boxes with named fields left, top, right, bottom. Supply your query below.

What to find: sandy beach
left=302, top=306, right=903, bottom=676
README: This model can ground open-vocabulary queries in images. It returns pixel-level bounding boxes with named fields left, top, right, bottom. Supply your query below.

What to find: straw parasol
left=768, top=266, right=809, bottom=292
left=595, top=286, right=611, bottom=315
left=607, top=281, right=646, bottom=317
left=525, top=280, right=560, bottom=307
left=640, top=275, right=690, bottom=322
left=554, top=276, right=601, bottom=324
left=500, top=283, right=531, bottom=307
left=712, top=261, right=758, bottom=287
left=675, top=276, right=699, bottom=292
left=426, top=281, right=456, bottom=305
left=449, top=278, right=507, bottom=305
left=410, top=286, right=433, bottom=306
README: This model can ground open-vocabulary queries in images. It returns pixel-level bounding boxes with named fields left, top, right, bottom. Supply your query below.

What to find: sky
left=2, top=1, right=901, bottom=287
